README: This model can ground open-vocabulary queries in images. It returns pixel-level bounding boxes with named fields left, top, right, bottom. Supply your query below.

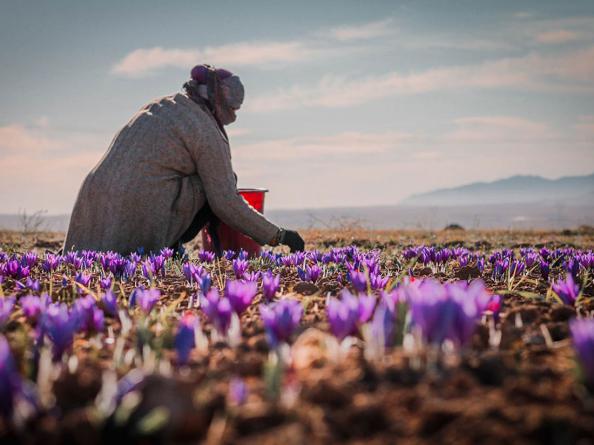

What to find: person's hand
left=281, top=229, right=305, bottom=252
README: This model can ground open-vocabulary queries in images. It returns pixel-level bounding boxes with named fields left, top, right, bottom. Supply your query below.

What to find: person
left=63, top=64, right=305, bottom=255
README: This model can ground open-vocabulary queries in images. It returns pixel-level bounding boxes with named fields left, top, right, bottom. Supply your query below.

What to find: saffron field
left=1, top=229, right=593, bottom=444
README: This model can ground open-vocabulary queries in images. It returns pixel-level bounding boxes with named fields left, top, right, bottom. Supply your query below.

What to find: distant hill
left=400, top=173, right=594, bottom=206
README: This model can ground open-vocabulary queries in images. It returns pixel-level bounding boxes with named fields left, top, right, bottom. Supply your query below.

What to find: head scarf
left=183, top=64, right=244, bottom=133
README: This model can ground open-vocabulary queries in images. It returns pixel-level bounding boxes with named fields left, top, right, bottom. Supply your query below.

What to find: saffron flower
left=262, top=272, right=280, bottom=302
left=242, top=271, right=261, bottom=283
left=260, top=299, right=303, bottom=347
left=552, top=274, right=580, bottom=306
left=200, top=272, right=212, bottom=294
left=141, top=259, right=156, bottom=279
left=100, top=290, right=118, bottom=317
left=174, top=312, right=198, bottom=365
left=369, top=272, right=389, bottom=290
left=160, top=247, right=174, bottom=259
left=73, top=295, right=104, bottom=333
left=0, top=335, right=22, bottom=419
left=297, top=264, right=322, bottom=283
left=44, top=303, right=78, bottom=361
left=407, top=279, right=482, bottom=347
left=0, top=297, right=15, bottom=328
left=15, top=277, right=41, bottom=292
left=569, top=318, right=594, bottom=389
left=326, top=290, right=371, bottom=341
left=370, top=301, right=397, bottom=347
left=135, top=288, right=161, bottom=314
left=232, top=259, right=249, bottom=278
left=540, top=260, right=550, bottom=281
left=20, top=294, right=50, bottom=323
left=225, top=280, right=257, bottom=315
left=198, top=250, right=216, bottom=263
left=99, top=276, right=112, bottom=290
left=228, top=377, right=248, bottom=406
left=201, top=288, right=233, bottom=335
left=347, top=268, right=368, bottom=293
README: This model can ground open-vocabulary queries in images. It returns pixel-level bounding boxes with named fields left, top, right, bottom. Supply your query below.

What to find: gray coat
left=63, top=92, right=280, bottom=254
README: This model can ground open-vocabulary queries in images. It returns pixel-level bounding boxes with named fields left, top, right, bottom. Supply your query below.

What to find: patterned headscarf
left=183, top=64, right=244, bottom=131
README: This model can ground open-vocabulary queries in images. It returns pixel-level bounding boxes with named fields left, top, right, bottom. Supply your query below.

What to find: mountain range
left=400, top=173, right=594, bottom=206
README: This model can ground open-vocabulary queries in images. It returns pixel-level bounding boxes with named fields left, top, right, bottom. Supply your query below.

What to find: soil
left=0, top=229, right=593, bottom=445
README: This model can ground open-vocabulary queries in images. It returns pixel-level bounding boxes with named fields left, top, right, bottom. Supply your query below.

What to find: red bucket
left=201, top=188, right=269, bottom=257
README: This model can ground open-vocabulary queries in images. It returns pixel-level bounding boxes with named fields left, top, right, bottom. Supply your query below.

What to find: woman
left=63, top=64, right=304, bottom=255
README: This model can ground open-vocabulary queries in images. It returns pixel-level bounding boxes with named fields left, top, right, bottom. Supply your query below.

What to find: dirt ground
left=1, top=228, right=593, bottom=444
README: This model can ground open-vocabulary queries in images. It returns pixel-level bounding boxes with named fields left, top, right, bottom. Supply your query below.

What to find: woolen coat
left=63, top=92, right=280, bottom=254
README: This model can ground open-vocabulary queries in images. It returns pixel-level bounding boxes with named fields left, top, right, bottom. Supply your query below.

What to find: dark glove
left=280, top=229, right=305, bottom=252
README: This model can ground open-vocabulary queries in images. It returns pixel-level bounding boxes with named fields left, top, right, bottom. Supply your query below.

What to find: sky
left=1, top=0, right=593, bottom=214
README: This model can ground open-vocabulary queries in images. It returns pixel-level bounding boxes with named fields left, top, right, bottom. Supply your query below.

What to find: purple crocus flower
left=198, top=250, right=216, bottom=263
left=407, top=279, right=481, bottom=347
left=42, top=254, right=61, bottom=272
left=73, top=295, right=104, bottom=333
left=0, top=297, right=15, bottom=328
left=141, top=259, right=156, bottom=280
left=135, top=288, right=161, bottom=314
left=552, top=274, right=580, bottom=306
left=569, top=318, right=594, bottom=388
left=370, top=301, right=397, bottom=347
left=74, top=272, right=92, bottom=293
left=150, top=254, right=166, bottom=276
left=260, top=299, right=303, bottom=347
left=15, top=277, right=41, bottom=293
left=369, top=272, right=389, bottom=290
left=99, top=276, right=112, bottom=291
left=242, top=271, right=261, bottom=283
left=225, top=280, right=257, bottom=315
left=22, top=252, right=38, bottom=268
left=201, top=288, right=233, bottom=335
left=44, top=303, right=77, bottom=361
left=123, top=260, right=137, bottom=279
left=20, top=294, right=50, bottom=323
left=540, top=260, right=550, bottom=281
left=262, top=272, right=280, bottom=302
left=326, top=292, right=360, bottom=341
left=199, top=272, right=212, bottom=294
left=100, top=290, right=118, bottom=317
left=182, top=262, right=197, bottom=284
left=347, top=267, right=368, bottom=293
left=174, top=312, right=197, bottom=365
left=232, top=259, right=249, bottom=278
left=297, top=264, right=322, bottom=283
left=228, top=377, right=248, bottom=406
left=486, top=295, right=502, bottom=322
left=160, top=247, right=174, bottom=259
left=356, top=293, right=376, bottom=324
left=0, top=335, right=22, bottom=419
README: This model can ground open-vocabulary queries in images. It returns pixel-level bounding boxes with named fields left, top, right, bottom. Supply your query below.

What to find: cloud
left=326, top=18, right=395, bottom=41
left=111, top=17, right=394, bottom=77
left=534, top=29, right=580, bottom=44
left=233, top=131, right=412, bottom=161
left=0, top=124, right=65, bottom=157
left=112, top=41, right=320, bottom=77
left=247, top=46, right=594, bottom=112
left=0, top=122, right=106, bottom=213
left=444, top=116, right=557, bottom=143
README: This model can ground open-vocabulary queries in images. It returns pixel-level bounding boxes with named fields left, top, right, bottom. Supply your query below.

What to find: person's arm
left=190, top=119, right=279, bottom=245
